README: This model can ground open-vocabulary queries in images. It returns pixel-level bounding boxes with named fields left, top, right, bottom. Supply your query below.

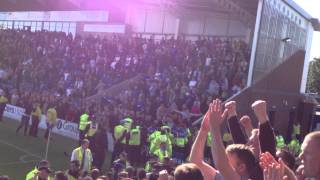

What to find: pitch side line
left=0, top=160, right=38, bottom=166
left=0, top=139, right=42, bottom=159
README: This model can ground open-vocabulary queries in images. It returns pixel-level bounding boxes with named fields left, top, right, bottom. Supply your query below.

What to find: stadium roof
left=283, top=0, right=320, bottom=31
left=0, top=0, right=77, bottom=11
left=0, top=0, right=318, bottom=30
left=230, top=0, right=258, bottom=16
left=0, top=0, right=253, bottom=14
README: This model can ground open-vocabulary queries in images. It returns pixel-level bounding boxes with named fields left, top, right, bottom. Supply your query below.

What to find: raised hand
left=240, top=115, right=254, bottom=137
left=224, top=101, right=237, bottom=118
left=251, top=100, right=268, bottom=124
left=240, top=115, right=253, bottom=128
left=208, top=99, right=228, bottom=130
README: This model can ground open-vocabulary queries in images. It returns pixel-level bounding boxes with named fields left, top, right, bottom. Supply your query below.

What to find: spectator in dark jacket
left=92, top=126, right=108, bottom=170
left=16, top=94, right=33, bottom=135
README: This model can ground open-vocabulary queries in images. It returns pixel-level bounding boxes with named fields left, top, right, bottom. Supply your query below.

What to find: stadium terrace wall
left=124, top=5, right=251, bottom=40
left=229, top=50, right=317, bottom=140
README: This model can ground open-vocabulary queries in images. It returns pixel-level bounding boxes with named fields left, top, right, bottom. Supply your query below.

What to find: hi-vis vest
left=153, top=149, right=170, bottom=162
left=223, top=133, right=232, bottom=143
left=26, top=167, right=38, bottom=180
left=86, top=122, right=98, bottom=137
left=174, top=128, right=191, bottom=148
left=114, top=125, right=127, bottom=144
left=293, top=124, right=301, bottom=135
left=288, top=139, right=300, bottom=155
left=46, top=108, right=57, bottom=124
left=66, top=173, right=77, bottom=180
left=0, top=96, right=8, bottom=104
left=26, top=167, right=52, bottom=180
left=276, top=135, right=285, bottom=148
left=145, top=162, right=152, bottom=172
left=175, top=137, right=188, bottom=147
left=150, top=134, right=172, bottom=155
left=206, top=133, right=212, bottom=147
left=73, top=147, right=92, bottom=170
left=79, top=113, right=89, bottom=131
left=148, top=131, right=161, bottom=142
left=129, top=127, right=141, bottom=146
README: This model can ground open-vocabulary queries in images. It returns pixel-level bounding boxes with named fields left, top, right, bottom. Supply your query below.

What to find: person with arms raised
left=208, top=99, right=263, bottom=180
left=189, top=111, right=220, bottom=180
left=298, top=131, right=320, bottom=179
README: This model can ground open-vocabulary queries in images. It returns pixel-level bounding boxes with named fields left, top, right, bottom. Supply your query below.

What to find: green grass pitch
left=0, top=118, right=77, bottom=179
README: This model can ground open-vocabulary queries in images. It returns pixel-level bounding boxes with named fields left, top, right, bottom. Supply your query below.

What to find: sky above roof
left=293, top=0, right=320, bottom=60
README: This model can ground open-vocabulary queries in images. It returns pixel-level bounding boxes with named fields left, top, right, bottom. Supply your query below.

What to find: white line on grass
left=0, top=139, right=42, bottom=159
left=0, top=160, right=38, bottom=166
left=19, top=154, right=39, bottom=163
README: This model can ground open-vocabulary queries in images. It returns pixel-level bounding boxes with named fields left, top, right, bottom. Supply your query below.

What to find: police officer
left=92, top=125, right=107, bottom=170
left=172, top=125, right=191, bottom=164
left=113, top=118, right=132, bottom=161
left=288, top=135, right=300, bottom=156
left=128, top=125, right=141, bottom=166
left=85, top=120, right=99, bottom=151
left=149, top=128, right=172, bottom=156
left=153, top=141, right=171, bottom=162
left=276, top=135, right=285, bottom=149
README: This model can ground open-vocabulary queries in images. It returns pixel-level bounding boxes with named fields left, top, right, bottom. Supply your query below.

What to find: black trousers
left=0, top=104, right=6, bottom=121
left=112, top=143, right=125, bottom=162
left=128, top=145, right=141, bottom=165
left=16, top=115, right=30, bottom=135
left=93, top=149, right=106, bottom=170
left=173, top=146, right=187, bottom=163
left=29, top=116, right=40, bottom=137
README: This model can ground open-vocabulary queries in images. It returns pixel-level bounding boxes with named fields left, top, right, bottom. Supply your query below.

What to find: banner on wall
left=3, top=104, right=79, bottom=140
left=2, top=11, right=109, bottom=22
left=83, top=24, right=127, bottom=33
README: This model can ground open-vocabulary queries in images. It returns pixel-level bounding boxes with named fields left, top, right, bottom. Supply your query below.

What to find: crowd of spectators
left=0, top=29, right=319, bottom=180
left=1, top=100, right=319, bottom=180
left=0, top=29, right=250, bottom=124
left=1, top=28, right=288, bottom=180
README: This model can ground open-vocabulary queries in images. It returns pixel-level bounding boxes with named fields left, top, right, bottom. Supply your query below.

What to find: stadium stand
left=0, top=0, right=319, bottom=179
